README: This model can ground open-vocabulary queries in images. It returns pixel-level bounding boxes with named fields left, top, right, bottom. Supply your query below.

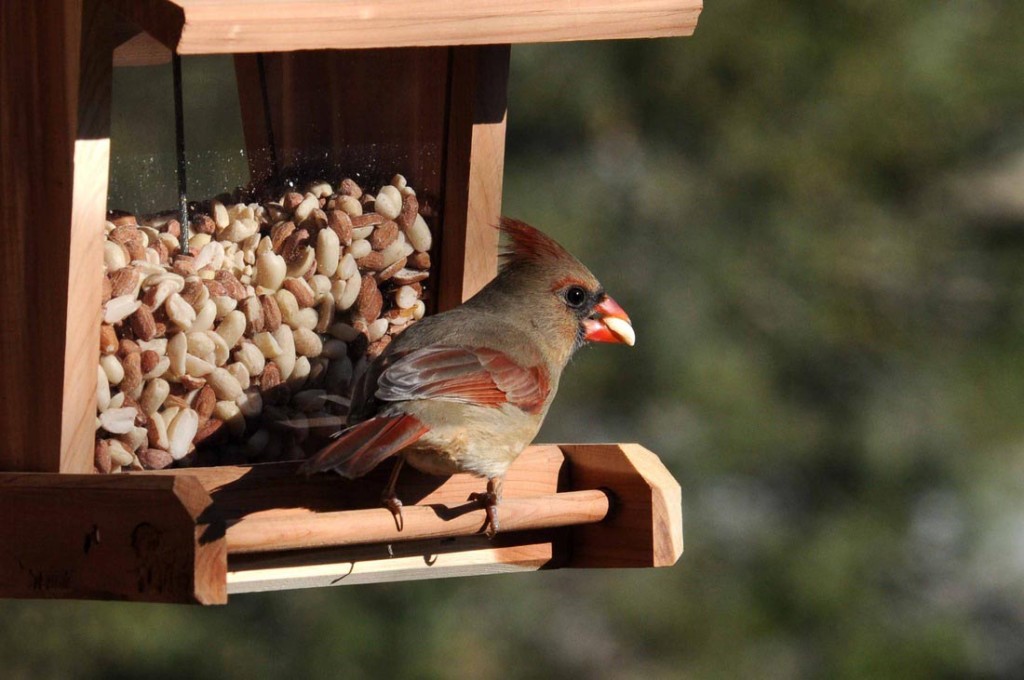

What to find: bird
left=299, top=217, right=635, bottom=535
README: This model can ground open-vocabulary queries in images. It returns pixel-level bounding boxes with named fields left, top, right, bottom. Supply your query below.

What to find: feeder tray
left=0, top=0, right=700, bottom=604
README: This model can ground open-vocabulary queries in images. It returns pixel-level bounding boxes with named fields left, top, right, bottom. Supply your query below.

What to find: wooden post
left=437, top=45, right=510, bottom=310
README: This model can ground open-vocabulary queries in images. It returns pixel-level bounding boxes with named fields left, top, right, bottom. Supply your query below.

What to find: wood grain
left=560, top=443, right=683, bottom=568
left=105, top=0, right=702, bottom=54
left=0, top=473, right=227, bottom=604
left=437, top=45, right=509, bottom=310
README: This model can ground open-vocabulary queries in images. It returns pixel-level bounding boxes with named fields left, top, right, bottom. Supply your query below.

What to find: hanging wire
left=172, top=53, right=190, bottom=250
left=256, top=53, right=280, bottom=187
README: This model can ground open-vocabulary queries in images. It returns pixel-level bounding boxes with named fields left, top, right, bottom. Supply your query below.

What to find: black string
left=172, top=53, right=189, bottom=250
left=256, top=53, right=279, bottom=187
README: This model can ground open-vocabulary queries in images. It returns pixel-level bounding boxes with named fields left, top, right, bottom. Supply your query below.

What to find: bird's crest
left=498, top=217, right=575, bottom=267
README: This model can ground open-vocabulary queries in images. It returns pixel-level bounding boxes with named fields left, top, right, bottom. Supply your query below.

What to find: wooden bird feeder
left=0, top=0, right=700, bottom=604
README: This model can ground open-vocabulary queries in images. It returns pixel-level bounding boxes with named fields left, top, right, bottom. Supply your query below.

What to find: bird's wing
left=375, top=346, right=550, bottom=415
left=299, top=413, right=429, bottom=478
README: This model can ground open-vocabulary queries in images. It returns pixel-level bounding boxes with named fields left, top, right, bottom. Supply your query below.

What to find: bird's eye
left=565, top=286, right=587, bottom=308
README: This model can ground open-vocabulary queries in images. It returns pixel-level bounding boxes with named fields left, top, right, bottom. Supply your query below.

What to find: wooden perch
left=0, top=444, right=682, bottom=603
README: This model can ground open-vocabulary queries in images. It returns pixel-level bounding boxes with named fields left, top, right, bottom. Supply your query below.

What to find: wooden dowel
left=226, top=489, right=611, bottom=555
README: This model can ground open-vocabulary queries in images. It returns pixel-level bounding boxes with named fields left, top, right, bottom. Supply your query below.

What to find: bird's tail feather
left=299, top=414, right=429, bottom=479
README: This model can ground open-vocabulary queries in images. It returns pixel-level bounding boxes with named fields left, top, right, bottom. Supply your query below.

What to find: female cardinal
left=299, top=218, right=635, bottom=534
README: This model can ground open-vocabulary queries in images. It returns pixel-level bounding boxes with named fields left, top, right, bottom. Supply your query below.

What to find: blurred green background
left=6, top=1, right=1024, bottom=677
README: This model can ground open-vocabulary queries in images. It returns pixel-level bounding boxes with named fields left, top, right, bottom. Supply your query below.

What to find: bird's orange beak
left=583, top=295, right=635, bottom=346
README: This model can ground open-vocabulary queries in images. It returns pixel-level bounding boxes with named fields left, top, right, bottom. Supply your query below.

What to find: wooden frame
left=0, top=0, right=699, bottom=602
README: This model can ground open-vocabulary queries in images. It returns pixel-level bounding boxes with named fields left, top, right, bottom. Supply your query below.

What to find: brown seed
left=129, top=305, right=158, bottom=341
left=109, top=267, right=140, bottom=297
left=179, top=374, right=207, bottom=391
left=191, top=214, right=216, bottom=235
left=355, top=274, right=383, bottom=322
left=180, top=279, right=205, bottom=307
left=408, top=251, right=431, bottom=270
left=194, top=418, right=225, bottom=445
left=95, top=440, right=113, bottom=474
left=194, top=385, right=216, bottom=424
left=242, top=295, right=265, bottom=334
left=138, top=447, right=174, bottom=470
left=120, top=351, right=143, bottom=397
left=391, top=268, right=429, bottom=285
left=165, top=219, right=182, bottom=239
left=152, top=240, right=170, bottom=264
left=281, top=229, right=310, bottom=264
left=327, top=210, right=353, bottom=245
left=378, top=256, right=407, bottom=282
left=260, top=361, right=282, bottom=391
left=140, top=349, right=160, bottom=374
left=202, top=279, right=228, bottom=298
left=125, top=239, right=147, bottom=262
left=283, top=192, right=304, bottom=212
left=369, top=220, right=399, bottom=251
left=339, top=178, right=362, bottom=198
left=109, top=225, right=143, bottom=247
left=356, top=251, right=386, bottom=272
left=367, top=334, right=392, bottom=360
left=397, top=192, right=419, bottom=230
left=282, top=278, right=315, bottom=308
left=100, top=324, right=118, bottom=355
left=172, top=255, right=197, bottom=277
left=351, top=212, right=384, bottom=228
left=117, top=338, right=141, bottom=358
left=260, top=294, right=282, bottom=332
left=315, top=296, right=334, bottom=334
left=299, top=208, right=328, bottom=236
left=214, top=270, right=247, bottom=300
left=271, top=221, right=296, bottom=252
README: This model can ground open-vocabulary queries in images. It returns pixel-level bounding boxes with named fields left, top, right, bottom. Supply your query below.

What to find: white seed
left=293, top=193, right=319, bottom=223
left=119, top=425, right=149, bottom=453
left=253, top=331, right=283, bottom=358
left=100, top=353, right=124, bottom=385
left=226, top=362, right=251, bottom=391
left=108, top=440, right=135, bottom=466
left=375, top=185, right=402, bottom=220
left=330, top=279, right=347, bottom=309
left=366, top=318, right=389, bottom=342
left=140, top=378, right=170, bottom=414
left=215, top=310, right=247, bottom=349
left=167, top=408, right=199, bottom=460
left=185, top=353, right=216, bottom=377
left=311, top=274, right=332, bottom=298
left=405, top=213, right=432, bottom=252
left=412, top=299, right=426, bottom=320
left=189, top=232, right=212, bottom=253
left=275, top=288, right=300, bottom=326
left=293, top=307, right=319, bottom=331
left=142, top=356, right=170, bottom=380
left=212, top=295, right=237, bottom=318
left=166, top=293, right=197, bottom=330
left=161, top=405, right=180, bottom=426
left=255, top=251, right=287, bottom=291
left=348, top=239, right=372, bottom=259
left=316, top=227, right=341, bottom=277
left=211, top=200, right=230, bottom=228
left=214, top=400, right=245, bottom=436
left=288, top=356, right=311, bottom=390
left=256, top=235, right=273, bottom=256
left=138, top=338, right=168, bottom=355
left=108, top=391, right=126, bottom=410
left=207, top=367, right=243, bottom=401
left=395, top=285, right=418, bottom=310
left=351, top=226, right=374, bottom=240
left=338, top=270, right=361, bottom=311
left=194, top=240, right=224, bottom=271
left=273, top=325, right=296, bottom=380
left=206, top=330, right=230, bottom=366
left=147, top=411, right=169, bottom=449
left=220, top=218, right=259, bottom=243
left=337, top=195, right=363, bottom=216
left=391, top=174, right=407, bottom=190
left=100, top=407, right=137, bottom=434
left=167, top=332, right=187, bottom=376
left=234, top=341, right=266, bottom=377
left=103, top=295, right=141, bottom=324
left=338, top=252, right=358, bottom=279
left=293, top=327, right=324, bottom=357
left=96, top=365, right=111, bottom=411
left=186, top=331, right=215, bottom=358
left=104, top=241, right=128, bottom=271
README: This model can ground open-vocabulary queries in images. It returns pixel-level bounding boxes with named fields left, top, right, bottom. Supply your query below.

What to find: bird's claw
left=382, top=493, right=404, bottom=532
left=469, top=490, right=500, bottom=538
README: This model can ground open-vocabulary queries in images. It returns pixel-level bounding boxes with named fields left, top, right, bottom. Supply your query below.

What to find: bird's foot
left=469, top=484, right=501, bottom=538
left=381, top=492, right=404, bottom=532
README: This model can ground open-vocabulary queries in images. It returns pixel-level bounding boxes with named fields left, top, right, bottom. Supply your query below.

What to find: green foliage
left=5, top=1, right=1024, bottom=677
